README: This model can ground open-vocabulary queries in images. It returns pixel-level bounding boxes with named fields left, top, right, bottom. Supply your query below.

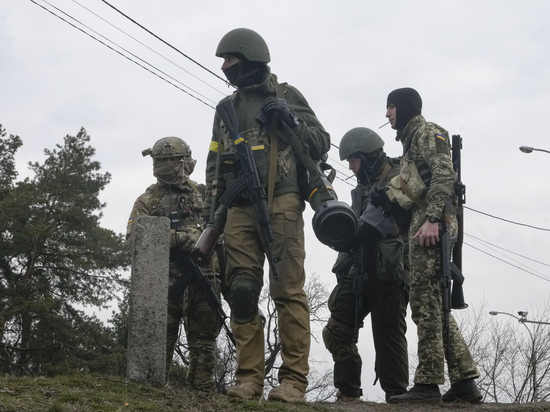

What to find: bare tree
left=174, top=273, right=334, bottom=398
left=455, top=299, right=550, bottom=403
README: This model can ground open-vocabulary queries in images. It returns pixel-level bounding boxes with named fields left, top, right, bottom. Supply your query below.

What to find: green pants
left=323, top=253, right=409, bottom=398
left=224, top=193, right=310, bottom=392
left=166, top=253, right=222, bottom=388
left=408, top=211, right=479, bottom=384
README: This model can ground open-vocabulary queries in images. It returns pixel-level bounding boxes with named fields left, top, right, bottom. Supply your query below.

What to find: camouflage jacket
left=203, top=69, right=330, bottom=219
left=397, top=115, right=455, bottom=220
left=126, top=180, right=204, bottom=246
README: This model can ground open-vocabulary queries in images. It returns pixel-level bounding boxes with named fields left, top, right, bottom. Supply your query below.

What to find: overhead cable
left=71, top=0, right=227, bottom=97
left=465, top=206, right=550, bottom=232
left=99, top=0, right=232, bottom=88
left=465, top=242, right=550, bottom=283
left=31, top=0, right=216, bottom=109
left=465, top=233, right=550, bottom=267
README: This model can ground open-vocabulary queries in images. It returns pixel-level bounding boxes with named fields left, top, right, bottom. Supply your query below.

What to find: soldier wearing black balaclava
left=386, top=87, right=423, bottom=135
left=383, top=89, right=482, bottom=404
left=204, top=28, right=331, bottom=403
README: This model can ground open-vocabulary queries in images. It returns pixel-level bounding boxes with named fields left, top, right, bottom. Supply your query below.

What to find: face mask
left=223, top=64, right=240, bottom=85
left=154, top=159, right=188, bottom=187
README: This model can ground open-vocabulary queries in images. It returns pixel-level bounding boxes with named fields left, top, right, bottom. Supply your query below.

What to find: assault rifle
left=167, top=210, right=234, bottom=346
left=441, top=134, right=468, bottom=362
left=192, top=99, right=280, bottom=279
left=169, top=253, right=236, bottom=347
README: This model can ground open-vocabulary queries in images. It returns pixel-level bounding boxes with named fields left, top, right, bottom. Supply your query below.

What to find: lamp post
left=519, top=146, right=550, bottom=155
left=489, top=310, right=540, bottom=401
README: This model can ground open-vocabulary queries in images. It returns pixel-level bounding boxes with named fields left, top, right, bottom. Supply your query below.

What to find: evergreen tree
left=0, top=126, right=130, bottom=375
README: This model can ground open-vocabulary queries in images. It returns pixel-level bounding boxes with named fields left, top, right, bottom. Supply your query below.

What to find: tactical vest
left=219, top=83, right=297, bottom=203
left=148, top=182, right=203, bottom=229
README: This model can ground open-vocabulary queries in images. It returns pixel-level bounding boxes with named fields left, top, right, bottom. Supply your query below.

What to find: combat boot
left=226, top=381, right=263, bottom=400
left=268, top=382, right=306, bottom=403
left=385, top=391, right=406, bottom=403
left=336, top=390, right=362, bottom=403
left=442, top=378, right=482, bottom=403
left=388, top=383, right=441, bottom=404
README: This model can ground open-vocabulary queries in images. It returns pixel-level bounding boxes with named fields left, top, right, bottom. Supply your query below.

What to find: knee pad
left=228, top=275, right=260, bottom=324
left=323, top=318, right=357, bottom=362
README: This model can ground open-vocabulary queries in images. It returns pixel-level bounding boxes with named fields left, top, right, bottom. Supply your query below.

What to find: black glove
left=370, top=187, right=394, bottom=217
left=260, top=97, right=300, bottom=128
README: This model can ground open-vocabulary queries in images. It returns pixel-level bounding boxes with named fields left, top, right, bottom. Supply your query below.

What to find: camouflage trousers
left=224, top=193, right=310, bottom=392
left=166, top=254, right=222, bottom=389
left=408, top=210, right=479, bottom=385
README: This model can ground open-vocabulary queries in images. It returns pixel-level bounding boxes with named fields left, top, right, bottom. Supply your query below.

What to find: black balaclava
left=358, top=149, right=387, bottom=186
left=386, top=87, right=423, bottom=133
left=223, top=54, right=267, bottom=89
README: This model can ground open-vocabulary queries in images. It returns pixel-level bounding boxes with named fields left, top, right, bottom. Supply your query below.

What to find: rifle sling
left=267, top=130, right=277, bottom=211
left=265, top=83, right=287, bottom=211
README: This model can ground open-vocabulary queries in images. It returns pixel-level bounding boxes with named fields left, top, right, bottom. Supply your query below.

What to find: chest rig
left=150, top=184, right=203, bottom=229
left=220, top=84, right=294, bottom=204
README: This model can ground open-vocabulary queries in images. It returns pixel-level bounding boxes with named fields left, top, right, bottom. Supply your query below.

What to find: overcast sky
left=1, top=0, right=550, bottom=402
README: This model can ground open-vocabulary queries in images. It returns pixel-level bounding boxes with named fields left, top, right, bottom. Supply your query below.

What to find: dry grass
left=1, top=375, right=549, bottom=412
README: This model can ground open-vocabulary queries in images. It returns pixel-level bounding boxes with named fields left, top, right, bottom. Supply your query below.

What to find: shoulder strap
left=265, top=83, right=288, bottom=210
left=398, top=175, right=428, bottom=211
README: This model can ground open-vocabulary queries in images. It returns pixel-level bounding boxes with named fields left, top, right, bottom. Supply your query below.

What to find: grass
left=0, top=374, right=331, bottom=412
left=2, top=374, right=550, bottom=412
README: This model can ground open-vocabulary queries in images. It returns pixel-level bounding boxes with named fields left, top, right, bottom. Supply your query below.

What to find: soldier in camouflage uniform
left=323, top=127, right=409, bottom=403
left=383, top=88, right=481, bottom=404
left=126, top=137, right=221, bottom=390
left=203, top=28, right=330, bottom=402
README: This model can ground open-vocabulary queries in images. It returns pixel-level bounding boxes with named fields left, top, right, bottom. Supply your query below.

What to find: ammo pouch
left=386, top=159, right=428, bottom=210
left=376, top=237, right=404, bottom=282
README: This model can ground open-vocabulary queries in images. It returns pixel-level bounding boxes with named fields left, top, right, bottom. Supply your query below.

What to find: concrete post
left=126, top=216, right=170, bottom=385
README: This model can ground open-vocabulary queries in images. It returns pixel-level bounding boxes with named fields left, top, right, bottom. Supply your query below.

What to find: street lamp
left=489, top=310, right=541, bottom=401
left=489, top=310, right=550, bottom=326
left=519, top=146, right=550, bottom=154
left=489, top=311, right=534, bottom=339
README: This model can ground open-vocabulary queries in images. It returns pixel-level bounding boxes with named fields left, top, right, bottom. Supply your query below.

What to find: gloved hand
left=370, top=187, right=394, bottom=217
left=260, top=97, right=300, bottom=128
left=174, top=225, right=202, bottom=253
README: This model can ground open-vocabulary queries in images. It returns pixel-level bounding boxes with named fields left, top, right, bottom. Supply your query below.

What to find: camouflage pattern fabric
left=398, top=115, right=479, bottom=385
left=127, top=180, right=222, bottom=389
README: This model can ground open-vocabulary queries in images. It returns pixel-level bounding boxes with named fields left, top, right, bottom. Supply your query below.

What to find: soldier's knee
left=323, top=318, right=357, bottom=362
left=322, top=325, right=335, bottom=352
left=228, top=274, right=260, bottom=324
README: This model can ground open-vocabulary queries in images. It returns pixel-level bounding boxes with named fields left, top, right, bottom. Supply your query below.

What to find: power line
left=31, top=0, right=217, bottom=109
left=465, top=234, right=550, bottom=282
left=465, top=206, right=550, bottom=232
left=99, top=0, right=231, bottom=88
left=464, top=242, right=550, bottom=283
left=465, top=233, right=550, bottom=267
left=70, top=0, right=227, bottom=98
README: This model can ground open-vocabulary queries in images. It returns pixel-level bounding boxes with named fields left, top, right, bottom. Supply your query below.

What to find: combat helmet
left=216, top=28, right=270, bottom=63
left=142, top=136, right=196, bottom=174
left=339, top=127, right=385, bottom=161
left=144, top=136, right=192, bottom=159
